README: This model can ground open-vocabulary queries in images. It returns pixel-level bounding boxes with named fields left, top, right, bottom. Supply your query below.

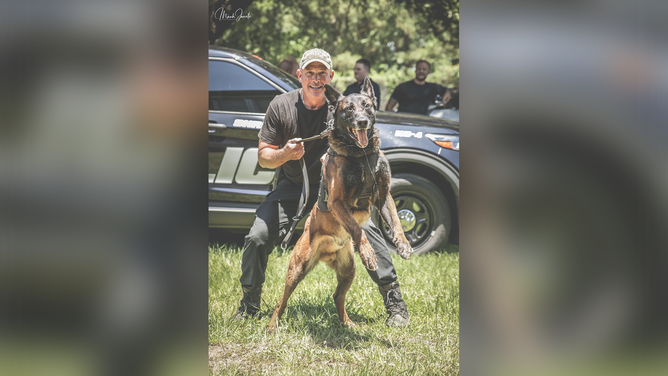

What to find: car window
left=209, top=60, right=281, bottom=113
left=250, top=58, right=301, bottom=90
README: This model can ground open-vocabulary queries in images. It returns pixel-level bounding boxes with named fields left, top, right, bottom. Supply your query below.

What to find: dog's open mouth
left=347, top=127, right=369, bottom=147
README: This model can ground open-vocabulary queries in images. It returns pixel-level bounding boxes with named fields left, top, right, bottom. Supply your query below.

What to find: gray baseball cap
left=299, top=48, right=332, bottom=70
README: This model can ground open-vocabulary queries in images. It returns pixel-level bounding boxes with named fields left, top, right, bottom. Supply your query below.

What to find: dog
left=266, top=77, right=412, bottom=333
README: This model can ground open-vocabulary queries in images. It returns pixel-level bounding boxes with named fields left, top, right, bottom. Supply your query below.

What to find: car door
left=208, top=58, right=284, bottom=228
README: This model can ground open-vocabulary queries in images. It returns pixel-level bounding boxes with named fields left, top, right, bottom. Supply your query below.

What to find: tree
left=396, top=0, right=459, bottom=48
left=211, top=0, right=459, bottom=105
left=215, top=1, right=457, bottom=64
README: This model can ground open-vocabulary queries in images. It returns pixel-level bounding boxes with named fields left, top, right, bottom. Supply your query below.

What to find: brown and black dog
left=266, top=77, right=412, bottom=333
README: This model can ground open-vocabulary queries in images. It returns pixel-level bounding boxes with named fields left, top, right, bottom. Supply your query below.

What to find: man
left=234, top=48, right=410, bottom=327
left=343, top=59, right=381, bottom=108
left=385, top=60, right=452, bottom=115
left=278, top=56, right=298, bottom=77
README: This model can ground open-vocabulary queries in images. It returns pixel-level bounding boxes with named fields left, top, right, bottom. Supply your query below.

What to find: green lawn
left=209, top=242, right=459, bottom=375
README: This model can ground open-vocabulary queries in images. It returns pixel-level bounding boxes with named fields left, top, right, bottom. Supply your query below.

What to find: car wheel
left=380, top=173, right=451, bottom=255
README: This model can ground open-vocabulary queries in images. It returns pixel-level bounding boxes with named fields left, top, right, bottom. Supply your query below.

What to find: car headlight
left=425, top=134, right=459, bottom=151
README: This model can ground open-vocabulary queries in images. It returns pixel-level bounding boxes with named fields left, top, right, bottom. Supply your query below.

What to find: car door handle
left=208, top=122, right=227, bottom=133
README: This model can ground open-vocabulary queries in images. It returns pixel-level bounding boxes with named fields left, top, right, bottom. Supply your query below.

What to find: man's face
left=415, top=62, right=430, bottom=82
left=297, top=62, right=333, bottom=99
left=353, top=63, right=368, bottom=82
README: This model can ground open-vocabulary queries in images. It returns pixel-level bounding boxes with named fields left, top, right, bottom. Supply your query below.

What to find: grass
left=209, top=242, right=459, bottom=375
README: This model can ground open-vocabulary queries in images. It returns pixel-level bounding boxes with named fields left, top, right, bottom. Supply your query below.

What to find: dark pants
left=239, top=177, right=398, bottom=291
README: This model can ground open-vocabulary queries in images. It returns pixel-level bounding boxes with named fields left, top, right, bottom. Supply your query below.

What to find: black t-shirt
left=258, top=90, right=330, bottom=185
left=390, top=80, right=447, bottom=115
left=343, top=79, right=381, bottom=108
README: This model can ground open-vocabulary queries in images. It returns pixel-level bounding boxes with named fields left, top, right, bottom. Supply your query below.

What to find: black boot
left=378, top=281, right=410, bottom=327
left=233, top=287, right=262, bottom=320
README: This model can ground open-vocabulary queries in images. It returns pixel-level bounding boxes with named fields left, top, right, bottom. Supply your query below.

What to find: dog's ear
left=324, top=84, right=343, bottom=106
left=361, top=77, right=377, bottom=109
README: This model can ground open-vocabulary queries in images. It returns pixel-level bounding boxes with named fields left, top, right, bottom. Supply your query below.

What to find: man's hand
left=258, top=138, right=304, bottom=169
left=283, top=138, right=305, bottom=160
left=441, top=89, right=452, bottom=106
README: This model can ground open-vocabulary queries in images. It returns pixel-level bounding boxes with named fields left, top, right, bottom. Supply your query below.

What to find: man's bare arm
left=258, top=139, right=305, bottom=169
left=385, top=98, right=398, bottom=111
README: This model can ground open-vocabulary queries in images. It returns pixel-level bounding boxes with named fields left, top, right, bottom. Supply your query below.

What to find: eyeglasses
left=302, top=70, right=330, bottom=80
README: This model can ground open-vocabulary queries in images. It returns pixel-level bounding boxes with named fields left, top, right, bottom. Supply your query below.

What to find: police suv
left=209, top=47, right=459, bottom=255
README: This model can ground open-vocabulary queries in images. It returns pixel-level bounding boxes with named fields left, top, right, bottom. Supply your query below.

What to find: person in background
left=343, top=59, right=381, bottom=108
left=278, top=56, right=299, bottom=77
left=385, top=59, right=451, bottom=115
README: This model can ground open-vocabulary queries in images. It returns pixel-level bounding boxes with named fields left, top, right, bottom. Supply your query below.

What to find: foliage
left=213, top=0, right=459, bottom=109
left=209, top=242, right=459, bottom=375
left=396, top=0, right=459, bottom=48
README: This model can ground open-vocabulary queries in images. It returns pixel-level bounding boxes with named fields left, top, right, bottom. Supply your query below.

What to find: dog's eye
left=364, top=102, right=371, bottom=108
left=347, top=104, right=354, bottom=111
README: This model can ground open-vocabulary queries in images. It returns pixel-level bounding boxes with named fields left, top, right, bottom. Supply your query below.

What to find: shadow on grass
left=386, top=242, right=459, bottom=258
left=208, top=230, right=299, bottom=258
left=432, top=243, right=459, bottom=255
left=263, top=300, right=393, bottom=350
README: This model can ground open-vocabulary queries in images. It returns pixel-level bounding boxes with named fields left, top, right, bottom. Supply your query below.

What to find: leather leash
left=280, top=114, right=335, bottom=250
left=300, top=119, right=334, bottom=142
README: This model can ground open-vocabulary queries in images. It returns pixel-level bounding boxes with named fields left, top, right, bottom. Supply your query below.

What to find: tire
left=380, top=173, right=451, bottom=256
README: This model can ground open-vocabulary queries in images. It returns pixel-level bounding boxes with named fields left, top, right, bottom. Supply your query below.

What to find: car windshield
left=250, top=57, right=301, bottom=90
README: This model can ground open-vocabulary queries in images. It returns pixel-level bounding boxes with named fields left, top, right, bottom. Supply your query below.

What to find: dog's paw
left=266, top=317, right=279, bottom=334
left=359, top=244, right=379, bottom=271
left=396, top=242, right=413, bottom=260
left=343, top=319, right=356, bottom=328
left=363, top=256, right=378, bottom=271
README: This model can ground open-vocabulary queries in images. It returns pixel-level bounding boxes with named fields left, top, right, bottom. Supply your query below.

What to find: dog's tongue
left=356, top=129, right=368, bottom=147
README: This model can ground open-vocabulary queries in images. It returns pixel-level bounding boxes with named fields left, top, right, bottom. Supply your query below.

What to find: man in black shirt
left=343, top=59, right=381, bottom=108
left=385, top=60, right=451, bottom=115
left=234, top=48, right=411, bottom=327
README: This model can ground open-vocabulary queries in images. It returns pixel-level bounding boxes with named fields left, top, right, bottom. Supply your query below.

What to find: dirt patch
left=208, top=341, right=353, bottom=375
left=208, top=342, right=276, bottom=375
